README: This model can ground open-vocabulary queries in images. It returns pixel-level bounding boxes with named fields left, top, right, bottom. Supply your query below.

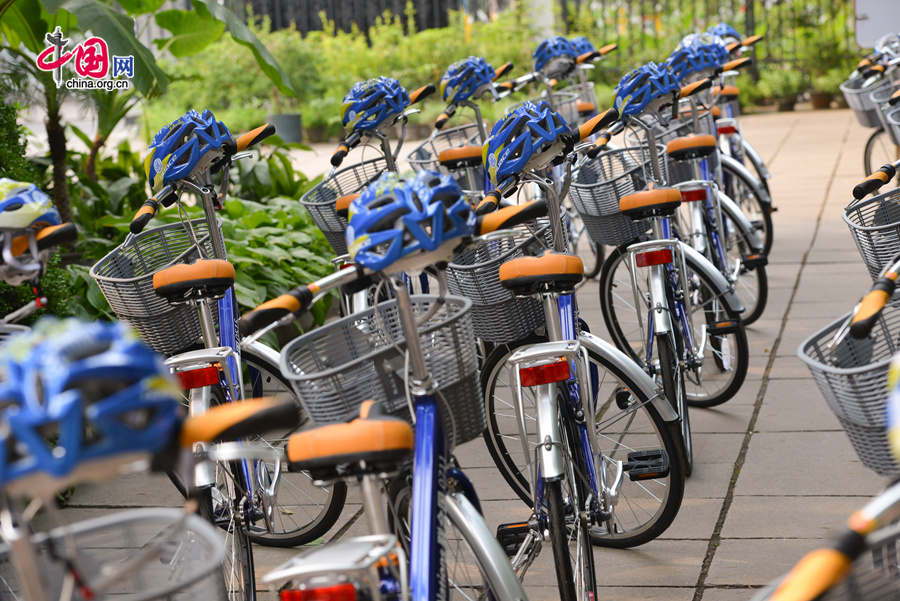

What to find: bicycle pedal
left=707, top=319, right=740, bottom=336
left=496, top=521, right=531, bottom=557
left=623, top=449, right=669, bottom=481
left=615, top=387, right=633, bottom=410
left=742, top=253, right=768, bottom=269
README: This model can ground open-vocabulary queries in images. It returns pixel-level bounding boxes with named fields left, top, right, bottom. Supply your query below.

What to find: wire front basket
left=280, top=294, right=482, bottom=447
left=843, top=188, right=900, bottom=280
left=0, top=508, right=224, bottom=601
left=90, top=219, right=217, bottom=355
left=406, top=123, right=485, bottom=194
left=300, top=157, right=388, bottom=255
left=568, top=146, right=663, bottom=247
left=446, top=217, right=555, bottom=343
left=841, top=77, right=892, bottom=128
left=798, top=303, right=900, bottom=477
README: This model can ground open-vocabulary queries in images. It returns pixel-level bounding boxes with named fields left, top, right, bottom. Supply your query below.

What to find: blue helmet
left=145, top=109, right=233, bottom=193
left=569, top=36, right=596, bottom=57
left=613, top=62, right=680, bottom=118
left=441, top=57, right=496, bottom=104
left=666, top=44, right=719, bottom=82
left=0, top=179, right=61, bottom=229
left=483, top=101, right=573, bottom=187
left=533, top=36, right=577, bottom=78
left=0, top=318, right=182, bottom=495
left=708, top=22, right=742, bottom=44
left=346, top=170, right=475, bottom=272
left=341, top=77, right=411, bottom=133
left=678, top=32, right=730, bottom=65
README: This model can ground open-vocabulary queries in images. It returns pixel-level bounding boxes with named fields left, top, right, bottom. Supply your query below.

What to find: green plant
left=0, top=83, right=37, bottom=181
left=756, top=69, right=805, bottom=101
left=811, top=67, right=846, bottom=94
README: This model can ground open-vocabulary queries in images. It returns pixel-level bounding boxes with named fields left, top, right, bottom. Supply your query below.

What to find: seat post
left=541, top=293, right=564, bottom=342
left=360, top=474, right=391, bottom=535
left=196, top=300, right=219, bottom=348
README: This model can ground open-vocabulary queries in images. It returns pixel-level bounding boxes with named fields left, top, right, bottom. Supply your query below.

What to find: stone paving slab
left=38, top=108, right=895, bottom=601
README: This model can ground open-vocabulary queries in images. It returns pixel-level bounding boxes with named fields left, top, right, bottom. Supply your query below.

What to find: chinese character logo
left=35, top=26, right=133, bottom=91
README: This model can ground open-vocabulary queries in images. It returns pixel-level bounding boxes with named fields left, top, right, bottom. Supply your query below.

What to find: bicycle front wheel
left=195, top=462, right=256, bottom=601
left=656, top=332, right=691, bottom=477
left=721, top=161, right=773, bottom=255
left=864, top=127, right=898, bottom=176
left=481, top=337, right=684, bottom=547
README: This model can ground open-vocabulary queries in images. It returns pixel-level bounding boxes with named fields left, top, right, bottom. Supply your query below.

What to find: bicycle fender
left=717, top=189, right=764, bottom=253
left=578, top=332, right=679, bottom=422
left=680, top=243, right=746, bottom=317
left=721, top=153, right=772, bottom=207
left=741, top=138, right=771, bottom=182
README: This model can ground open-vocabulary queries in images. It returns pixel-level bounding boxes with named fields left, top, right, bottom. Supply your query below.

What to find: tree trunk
left=45, top=103, right=73, bottom=223
left=86, top=134, right=105, bottom=182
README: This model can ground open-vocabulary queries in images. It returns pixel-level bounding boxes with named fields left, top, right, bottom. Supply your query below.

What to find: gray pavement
left=60, top=108, right=886, bottom=600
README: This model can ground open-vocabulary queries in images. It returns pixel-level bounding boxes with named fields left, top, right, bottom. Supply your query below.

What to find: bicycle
left=89, top=114, right=343, bottom=597
left=455, top=103, right=686, bottom=558
left=0, top=179, right=77, bottom=342
left=0, top=318, right=296, bottom=601
left=593, top=65, right=750, bottom=476
left=241, top=175, right=559, bottom=601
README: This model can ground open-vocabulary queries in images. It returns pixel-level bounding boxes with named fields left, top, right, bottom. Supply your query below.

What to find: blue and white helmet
left=482, top=101, right=574, bottom=187
left=666, top=44, right=720, bottom=82
left=708, top=22, right=742, bottom=45
left=533, top=36, right=577, bottom=79
left=145, top=109, right=233, bottom=193
left=613, top=62, right=680, bottom=118
left=441, top=57, right=496, bottom=104
left=0, top=319, right=182, bottom=497
left=0, top=180, right=61, bottom=230
left=340, top=77, right=411, bottom=133
left=346, top=171, right=475, bottom=272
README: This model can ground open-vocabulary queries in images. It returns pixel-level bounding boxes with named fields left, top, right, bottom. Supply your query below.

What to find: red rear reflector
left=176, top=365, right=219, bottom=390
left=717, top=124, right=737, bottom=135
left=280, top=584, right=357, bottom=601
left=520, top=360, right=571, bottom=386
left=680, top=188, right=706, bottom=202
left=635, top=249, right=673, bottom=267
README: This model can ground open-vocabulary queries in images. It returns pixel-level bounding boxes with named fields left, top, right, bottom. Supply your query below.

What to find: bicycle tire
left=715, top=207, right=769, bottom=325
left=481, top=336, right=685, bottom=547
left=864, top=127, right=897, bottom=176
left=195, top=465, right=256, bottom=601
left=599, top=245, right=749, bottom=408
left=241, top=348, right=348, bottom=547
left=167, top=385, right=256, bottom=601
left=657, top=333, right=691, bottom=477
left=721, top=161, right=774, bottom=255
left=547, top=478, right=591, bottom=601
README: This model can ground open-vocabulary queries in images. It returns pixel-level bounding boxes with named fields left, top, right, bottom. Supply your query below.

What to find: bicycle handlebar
left=130, top=185, right=176, bottom=234
left=598, top=43, right=617, bottom=56
left=852, top=162, right=898, bottom=199
left=861, top=63, right=886, bottom=79
left=238, top=281, right=319, bottom=337
left=178, top=398, right=301, bottom=447
left=849, top=272, right=896, bottom=339
left=718, top=57, right=752, bottom=74
left=409, top=83, right=436, bottom=105
left=331, top=131, right=362, bottom=167
left=434, top=104, right=457, bottom=130
left=235, top=123, right=276, bottom=152
left=493, top=62, right=514, bottom=80
left=578, top=107, right=619, bottom=140
left=576, top=50, right=601, bottom=64
left=475, top=189, right=502, bottom=215
left=679, top=78, right=713, bottom=99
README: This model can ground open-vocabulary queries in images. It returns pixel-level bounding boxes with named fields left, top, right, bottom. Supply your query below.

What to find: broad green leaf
left=224, top=199, right=244, bottom=219
left=51, top=0, right=168, bottom=98
left=2, top=0, right=47, bottom=52
left=191, top=0, right=296, bottom=97
left=67, top=123, right=93, bottom=151
left=154, top=8, right=224, bottom=57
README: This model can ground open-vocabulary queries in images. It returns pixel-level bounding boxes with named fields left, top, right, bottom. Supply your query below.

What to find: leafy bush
left=0, top=84, right=36, bottom=181
left=757, top=69, right=806, bottom=101
left=812, top=67, right=846, bottom=94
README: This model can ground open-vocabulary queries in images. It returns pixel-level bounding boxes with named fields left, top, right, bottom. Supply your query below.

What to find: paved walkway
left=62, top=109, right=885, bottom=600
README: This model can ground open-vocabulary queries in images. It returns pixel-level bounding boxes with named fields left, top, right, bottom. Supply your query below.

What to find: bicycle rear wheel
left=481, top=336, right=684, bottom=547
